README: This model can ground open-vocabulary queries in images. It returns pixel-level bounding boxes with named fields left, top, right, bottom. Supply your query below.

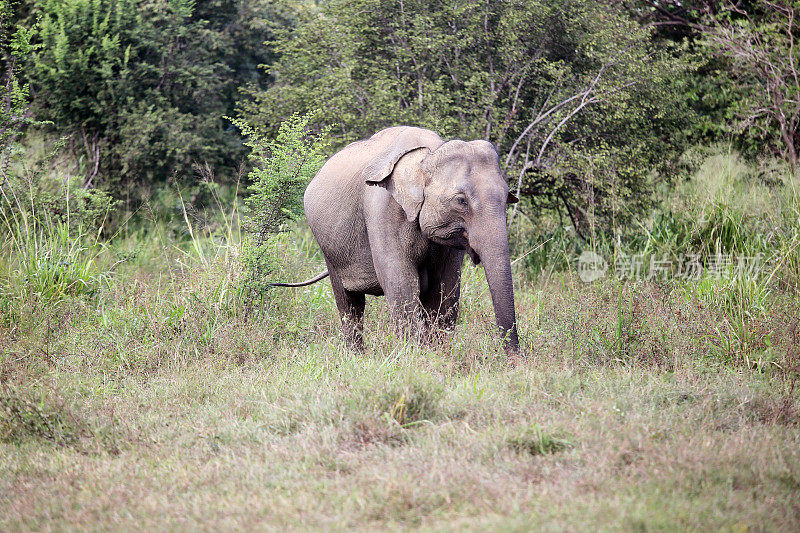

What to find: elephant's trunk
left=470, top=218, right=519, bottom=353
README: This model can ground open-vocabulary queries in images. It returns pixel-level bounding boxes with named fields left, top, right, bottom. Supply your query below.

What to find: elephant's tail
left=269, top=270, right=329, bottom=288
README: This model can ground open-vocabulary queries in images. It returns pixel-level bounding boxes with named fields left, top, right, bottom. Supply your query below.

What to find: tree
left=1, top=0, right=36, bottom=165
left=26, top=0, right=291, bottom=200
left=230, top=111, right=331, bottom=300
left=239, top=0, right=694, bottom=238
left=700, top=1, right=800, bottom=173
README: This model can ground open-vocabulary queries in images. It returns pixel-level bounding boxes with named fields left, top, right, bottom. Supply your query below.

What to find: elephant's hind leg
left=329, top=271, right=366, bottom=350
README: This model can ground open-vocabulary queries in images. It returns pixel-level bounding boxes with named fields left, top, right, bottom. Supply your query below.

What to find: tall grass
left=177, top=164, right=242, bottom=268
left=0, top=176, right=110, bottom=319
left=664, top=151, right=800, bottom=365
left=508, top=148, right=800, bottom=367
left=512, top=148, right=799, bottom=279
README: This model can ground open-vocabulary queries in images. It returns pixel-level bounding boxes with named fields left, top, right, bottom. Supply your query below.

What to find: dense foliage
left=618, top=0, right=800, bottom=169
left=700, top=2, right=800, bottom=172
left=23, top=0, right=290, bottom=198
left=1, top=0, right=35, bottom=165
left=239, top=0, right=695, bottom=236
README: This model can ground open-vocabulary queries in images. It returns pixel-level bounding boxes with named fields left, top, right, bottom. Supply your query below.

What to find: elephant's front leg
left=364, top=190, right=428, bottom=339
left=366, top=241, right=424, bottom=340
left=420, top=246, right=465, bottom=334
left=377, top=260, right=425, bottom=339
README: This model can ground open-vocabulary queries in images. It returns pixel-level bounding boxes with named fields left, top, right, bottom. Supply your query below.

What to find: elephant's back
left=302, top=126, right=444, bottom=291
left=305, top=139, right=370, bottom=207
left=304, top=138, right=371, bottom=236
left=303, top=139, right=374, bottom=280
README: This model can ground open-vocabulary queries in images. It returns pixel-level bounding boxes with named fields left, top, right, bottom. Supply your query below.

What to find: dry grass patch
left=0, top=382, right=127, bottom=455
left=1, top=254, right=799, bottom=530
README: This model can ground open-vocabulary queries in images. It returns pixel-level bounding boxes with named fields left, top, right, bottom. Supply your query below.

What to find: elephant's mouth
left=430, top=226, right=469, bottom=249
left=467, top=247, right=481, bottom=265
left=430, top=227, right=480, bottom=264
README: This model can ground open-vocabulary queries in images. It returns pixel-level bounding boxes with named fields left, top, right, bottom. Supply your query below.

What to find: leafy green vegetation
left=0, top=0, right=36, bottom=154
left=231, top=110, right=331, bottom=300
left=23, top=0, right=290, bottom=198
left=2, top=0, right=800, bottom=529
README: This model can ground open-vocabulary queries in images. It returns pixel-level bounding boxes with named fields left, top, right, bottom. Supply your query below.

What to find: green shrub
left=0, top=166, right=114, bottom=312
left=22, top=0, right=293, bottom=201
left=228, top=111, right=331, bottom=302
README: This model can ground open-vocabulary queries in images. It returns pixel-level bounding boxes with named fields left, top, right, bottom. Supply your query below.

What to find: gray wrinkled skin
left=303, top=126, right=519, bottom=352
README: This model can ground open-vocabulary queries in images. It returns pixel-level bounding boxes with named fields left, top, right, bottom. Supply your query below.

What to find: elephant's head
left=365, top=136, right=520, bottom=351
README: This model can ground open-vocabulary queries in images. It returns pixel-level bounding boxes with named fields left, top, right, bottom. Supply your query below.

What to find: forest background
left=2, top=1, right=800, bottom=530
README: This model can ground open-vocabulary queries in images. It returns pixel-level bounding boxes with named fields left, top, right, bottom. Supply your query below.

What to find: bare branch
left=504, top=62, right=607, bottom=170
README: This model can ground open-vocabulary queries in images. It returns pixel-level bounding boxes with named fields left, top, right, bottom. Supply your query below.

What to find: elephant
left=272, top=126, right=520, bottom=352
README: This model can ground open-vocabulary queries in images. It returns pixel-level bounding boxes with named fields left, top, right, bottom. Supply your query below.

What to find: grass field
left=1, top=150, right=799, bottom=530
left=2, top=226, right=799, bottom=530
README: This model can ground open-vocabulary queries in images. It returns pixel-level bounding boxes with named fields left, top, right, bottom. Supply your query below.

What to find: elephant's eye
left=455, top=195, right=468, bottom=207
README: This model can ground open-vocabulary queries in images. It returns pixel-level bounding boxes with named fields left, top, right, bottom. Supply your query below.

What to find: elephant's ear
left=368, top=148, right=429, bottom=222
left=364, top=137, right=432, bottom=222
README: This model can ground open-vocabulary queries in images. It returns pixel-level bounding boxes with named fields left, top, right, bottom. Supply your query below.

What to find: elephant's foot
left=339, top=315, right=365, bottom=353
left=343, top=331, right=365, bottom=353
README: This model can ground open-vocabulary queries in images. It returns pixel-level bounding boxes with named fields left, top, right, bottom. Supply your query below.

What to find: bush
left=0, top=160, right=114, bottom=315
left=26, top=0, right=291, bottom=199
left=228, top=111, right=331, bottom=302
left=2, top=6, right=114, bottom=316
